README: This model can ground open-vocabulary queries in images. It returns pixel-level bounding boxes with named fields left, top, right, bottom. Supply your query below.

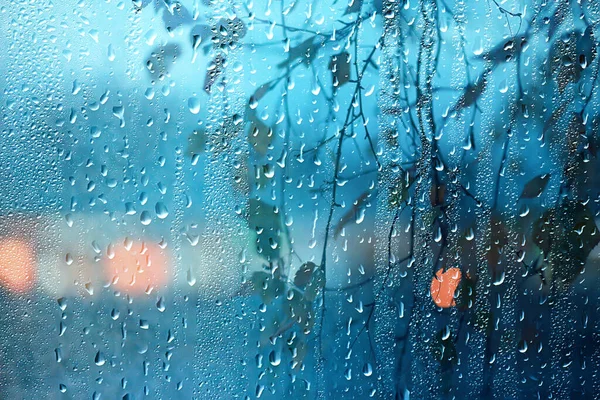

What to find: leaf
left=430, top=182, right=446, bottom=207
left=566, top=112, right=585, bottom=159
left=205, top=115, right=242, bottom=155
left=283, top=289, right=314, bottom=330
left=247, top=109, right=273, bottom=156
left=548, top=2, right=567, bottom=40
left=276, top=36, right=323, bottom=69
left=577, top=25, right=597, bottom=71
left=333, top=191, right=370, bottom=238
left=520, top=173, right=550, bottom=199
left=187, top=129, right=207, bottom=156
left=388, top=171, right=410, bottom=208
left=487, top=210, right=508, bottom=269
left=161, top=2, right=193, bottom=31
left=190, top=24, right=212, bottom=61
left=259, top=314, right=285, bottom=346
left=214, top=16, right=247, bottom=42
left=451, top=72, right=488, bottom=113
left=203, top=54, right=225, bottom=93
left=329, top=52, right=351, bottom=87
left=477, top=33, right=530, bottom=65
left=430, top=268, right=462, bottom=308
left=145, top=44, right=181, bottom=81
left=288, top=337, right=308, bottom=370
left=430, top=326, right=458, bottom=366
left=248, top=199, right=282, bottom=261
left=190, top=24, right=212, bottom=43
left=549, top=28, right=595, bottom=94
left=249, top=82, right=273, bottom=105
left=533, top=201, right=600, bottom=286
left=251, top=271, right=285, bottom=304
left=294, top=262, right=318, bottom=289
left=304, top=267, right=325, bottom=302
left=343, top=0, right=363, bottom=15
left=543, top=98, right=571, bottom=134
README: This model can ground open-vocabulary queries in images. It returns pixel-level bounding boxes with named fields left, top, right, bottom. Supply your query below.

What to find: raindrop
left=187, top=269, right=196, bottom=286
left=94, top=351, right=106, bottom=366
left=156, top=297, right=166, bottom=312
left=188, top=97, right=201, bottom=114
left=269, top=350, right=281, bottom=366
left=155, top=202, right=169, bottom=219
left=140, top=211, right=152, bottom=225
left=107, top=44, right=115, bottom=61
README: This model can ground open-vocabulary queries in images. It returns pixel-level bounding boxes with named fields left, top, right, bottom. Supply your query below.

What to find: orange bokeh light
left=105, top=239, right=169, bottom=295
left=0, top=238, right=35, bottom=294
left=430, top=267, right=462, bottom=308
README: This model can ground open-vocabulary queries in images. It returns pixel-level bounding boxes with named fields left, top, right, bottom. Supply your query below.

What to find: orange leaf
left=430, top=267, right=462, bottom=308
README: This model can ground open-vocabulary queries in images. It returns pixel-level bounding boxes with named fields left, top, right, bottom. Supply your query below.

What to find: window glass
left=1, top=0, right=599, bottom=398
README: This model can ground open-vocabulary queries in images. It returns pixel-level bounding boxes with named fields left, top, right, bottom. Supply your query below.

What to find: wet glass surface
left=1, top=0, right=600, bottom=399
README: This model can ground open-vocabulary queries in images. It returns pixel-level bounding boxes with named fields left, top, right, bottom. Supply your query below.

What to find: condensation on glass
left=0, top=0, right=599, bottom=399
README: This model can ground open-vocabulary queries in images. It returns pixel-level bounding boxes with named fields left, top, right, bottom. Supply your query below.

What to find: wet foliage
left=0, top=0, right=600, bottom=399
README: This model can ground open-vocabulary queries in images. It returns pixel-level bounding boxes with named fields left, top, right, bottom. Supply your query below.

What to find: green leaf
left=249, top=81, right=273, bottom=104
left=248, top=199, right=282, bottom=261
left=294, top=262, right=317, bottom=289
left=288, top=337, right=308, bottom=371
left=203, top=54, right=225, bottom=93
left=487, top=210, right=508, bottom=267
left=304, top=266, right=325, bottom=302
left=187, top=129, right=207, bottom=156
left=251, top=271, right=285, bottom=305
left=520, top=173, right=550, bottom=199
left=145, top=43, right=181, bottom=81
left=276, top=36, right=323, bottom=69
left=388, top=171, right=410, bottom=208
left=247, top=111, right=273, bottom=156
left=284, top=289, right=313, bottom=330
left=329, top=52, right=351, bottom=87
left=333, top=191, right=370, bottom=238
left=343, top=0, right=363, bottom=15
left=533, top=201, right=600, bottom=287
left=430, top=326, right=457, bottom=366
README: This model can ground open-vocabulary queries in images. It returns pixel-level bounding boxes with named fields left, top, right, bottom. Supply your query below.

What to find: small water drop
left=140, top=211, right=152, bottom=225
left=94, top=351, right=106, bottom=366
left=188, top=97, right=201, bottom=114
left=187, top=269, right=196, bottom=286
left=156, top=297, right=166, bottom=312
left=155, top=202, right=169, bottom=219
left=269, top=350, right=281, bottom=366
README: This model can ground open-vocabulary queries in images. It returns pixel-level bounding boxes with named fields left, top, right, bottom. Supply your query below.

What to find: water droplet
left=155, top=202, right=169, bottom=219
left=107, top=44, right=116, bottom=61
left=156, top=297, right=166, bottom=312
left=140, top=211, right=152, bottom=225
left=94, top=351, right=106, bottom=366
left=188, top=97, right=201, bottom=114
left=187, top=269, right=196, bottom=286
left=269, top=350, right=281, bottom=366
